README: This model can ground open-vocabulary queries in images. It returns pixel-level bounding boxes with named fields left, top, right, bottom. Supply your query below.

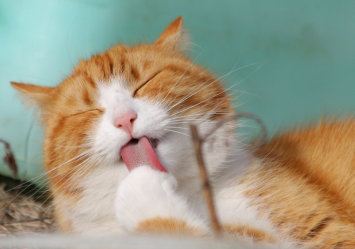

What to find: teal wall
left=1, top=0, right=355, bottom=182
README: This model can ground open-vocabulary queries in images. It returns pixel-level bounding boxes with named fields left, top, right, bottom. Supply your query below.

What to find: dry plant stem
left=190, top=112, right=267, bottom=237
left=190, top=125, right=221, bottom=237
left=0, top=139, right=18, bottom=178
left=202, top=113, right=268, bottom=146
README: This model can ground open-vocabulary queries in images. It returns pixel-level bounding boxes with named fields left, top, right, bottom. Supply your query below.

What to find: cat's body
left=12, top=17, right=355, bottom=248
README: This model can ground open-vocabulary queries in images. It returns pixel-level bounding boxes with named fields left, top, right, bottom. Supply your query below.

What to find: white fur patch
left=115, top=166, right=209, bottom=232
left=215, top=183, right=276, bottom=234
left=63, top=165, right=128, bottom=235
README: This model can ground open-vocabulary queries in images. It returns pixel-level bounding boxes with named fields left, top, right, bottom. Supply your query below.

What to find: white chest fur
left=68, top=165, right=129, bottom=235
left=215, top=183, right=276, bottom=234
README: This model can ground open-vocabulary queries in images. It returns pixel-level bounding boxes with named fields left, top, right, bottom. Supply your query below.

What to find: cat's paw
left=115, top=166, right=207, bottom=232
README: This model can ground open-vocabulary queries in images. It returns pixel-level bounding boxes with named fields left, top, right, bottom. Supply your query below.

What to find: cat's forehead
left=69, top=43, right=178, bottom=89
left=106, top=44, right=175, bottom=70
left=55, top=44, right=178, bottom=106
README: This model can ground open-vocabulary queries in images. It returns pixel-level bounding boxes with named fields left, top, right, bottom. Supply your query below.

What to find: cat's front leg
left=115, top=166, right=209, bottom=236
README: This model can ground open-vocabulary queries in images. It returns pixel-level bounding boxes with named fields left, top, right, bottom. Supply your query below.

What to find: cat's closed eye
left=133, top=70, right=163, bottom=97
left=70, top=108, right=105, bottom=117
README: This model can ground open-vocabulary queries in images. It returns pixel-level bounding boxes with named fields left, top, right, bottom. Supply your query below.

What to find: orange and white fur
left=11, top=17, right=355, bottom=248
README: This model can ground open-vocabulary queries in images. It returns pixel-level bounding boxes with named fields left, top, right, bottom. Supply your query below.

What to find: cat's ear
left=155, top=17, right=189, bottom=52
left=11, top=82, right=54, bottom=114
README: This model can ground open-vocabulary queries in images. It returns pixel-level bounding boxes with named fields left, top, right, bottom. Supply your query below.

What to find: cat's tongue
left=121, top=136, right=167, bottom=172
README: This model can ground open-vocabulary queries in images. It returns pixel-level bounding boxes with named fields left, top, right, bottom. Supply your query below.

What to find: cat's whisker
left=43, top=149, right=94, bottom=178
left=32, top=188, right=51, bottom=203
left=50, top=157, right=103, bottom=207
left=167, top=70, right=238, bottom=110
left=168, top=120, right=216, bottom=125
left=166, top=78, right=221, bottom=112
left=170, top=65, right=262, bottom=118
left=166, top=61, right=263, bottom=112
left=165, top=79, right=210, bottom=111
left=167, top=61, right=263, bottom=122
left=7, top=153, right=93, bottom=214
left=168, top=113, right=206, bottom=119
left=41, top=159, right=92, bottom=206
left=167, top=111, right=231, bottom=122
left=5, top=149, right=92, bottom=193
left=17, top=153, right=96, bottom=210
left=164, top=129, right=191, bottom=137
left=167, top=126, right=190, bottom=130
left=168, top=118, right=219, bottom=124
left=169, top=102, right=225, bottom=119
left=47, top=155, right=90, bottom=179
left=38, top=154, right=101, bottom=215
left=228, top=89, right=261, bottom=98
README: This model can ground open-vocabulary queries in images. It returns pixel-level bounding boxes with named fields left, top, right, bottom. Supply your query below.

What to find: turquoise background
left=1, top=0, right=355, bottom=182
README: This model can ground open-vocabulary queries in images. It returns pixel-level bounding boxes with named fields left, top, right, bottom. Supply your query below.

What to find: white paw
left=115, top=166, right=207, bottom=232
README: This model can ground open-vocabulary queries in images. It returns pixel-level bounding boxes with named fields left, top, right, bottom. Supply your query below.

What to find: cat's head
left=11, top=17, right=237, bottom=189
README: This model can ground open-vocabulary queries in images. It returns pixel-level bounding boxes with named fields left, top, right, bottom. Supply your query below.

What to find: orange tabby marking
left=136, top=217, right=205, bottom=236
left=223, top=224, right=275, bottom=242
left=250, top=120, right=355, bottom=248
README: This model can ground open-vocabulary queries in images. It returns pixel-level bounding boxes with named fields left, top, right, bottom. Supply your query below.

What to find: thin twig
left=202, top=112, right=268, bottom=146
left=15, top=172, right=25, bottom=196
left=190, top=125, right=221, bottom=237
left=190, top=112, right=267, bottom=237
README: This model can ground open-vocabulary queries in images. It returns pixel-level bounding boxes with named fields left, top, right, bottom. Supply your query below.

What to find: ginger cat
left=11, top=17, right=355, bottom=248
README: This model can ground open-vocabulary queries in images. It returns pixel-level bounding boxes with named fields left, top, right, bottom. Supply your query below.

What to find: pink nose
left=114, top=110, right=137, bottom=135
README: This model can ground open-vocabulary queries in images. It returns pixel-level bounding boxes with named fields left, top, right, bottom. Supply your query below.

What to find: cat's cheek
left=114, top=166, right=207, bottom=232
